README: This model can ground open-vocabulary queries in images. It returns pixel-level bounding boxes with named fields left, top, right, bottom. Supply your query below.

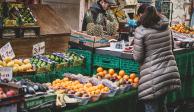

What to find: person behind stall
left=82, top=0, right=117, bottom=31
left=133, top=6, right=181, bottom=112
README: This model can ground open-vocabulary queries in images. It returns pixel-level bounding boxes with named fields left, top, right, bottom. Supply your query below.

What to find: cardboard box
left=70, top=31, right=115, bottom=48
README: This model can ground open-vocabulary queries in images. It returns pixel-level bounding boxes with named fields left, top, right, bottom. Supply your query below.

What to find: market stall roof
left=30, top=4, right=71, bottom=35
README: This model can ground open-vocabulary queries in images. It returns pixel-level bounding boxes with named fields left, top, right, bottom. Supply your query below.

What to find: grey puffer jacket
left=133, top=25, right=181, bottom=101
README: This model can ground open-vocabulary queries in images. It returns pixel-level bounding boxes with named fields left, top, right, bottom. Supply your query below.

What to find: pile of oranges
left=96, top=67, right=139, bottom=87
left=170, top=23, right=194, bottom=34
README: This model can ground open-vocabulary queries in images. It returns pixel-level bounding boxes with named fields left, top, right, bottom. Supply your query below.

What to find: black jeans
left=144, top=96, right=168, bottom=112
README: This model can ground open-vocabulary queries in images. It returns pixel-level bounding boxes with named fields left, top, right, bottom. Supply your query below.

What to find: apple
left=6, top=90, right=16, bottom=97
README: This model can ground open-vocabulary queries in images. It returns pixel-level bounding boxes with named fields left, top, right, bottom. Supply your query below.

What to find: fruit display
left=47, top=75, right=112, bottom=105
left=0, top=57, right=34, bottom=73
left=15, top=79, right=49, bottom=96
left=0, top=87, right=16, bottom=99
left=31, top=52, right=84, bottom=72
left=170, top=23, right=194, bottom=35
left=19, top=7, right=37, bottom=26
left=2, top=2, right=37, bottom=26
left=94, top=67, right=139, bottom=88
left=50, top=77, right=110, bottom=97
left=31, top=55, right=56, bottom=72
left=0, top=82, right=22, bottom=100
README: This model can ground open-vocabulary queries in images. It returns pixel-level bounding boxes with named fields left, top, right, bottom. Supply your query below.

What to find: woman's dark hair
left=140, top=6, right=161, bottom=28
left=137, top=4, right=150, bottom=16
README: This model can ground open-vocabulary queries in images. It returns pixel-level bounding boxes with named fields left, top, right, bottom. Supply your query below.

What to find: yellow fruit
left=0, top=65, right=2, bottom=67
left=4, top=57, right=12, bottom=63
left=22, top=65, right=28, bottom=71
left=2, top=61, right=6, bottom=67
left=13, top=64, right=19, bottom=67
left=0, top=60, right=3, bottom=66
left=13, top=67, right=19, bottom=73
left=6, top=61, right=14, bottom=67
left=23, top=59, right=30, bottom=64
left=15, top=59, right=23, bottom=66
left=26, top=63, right=32, bottom=70
left=18, top=66, right=24, bottom=72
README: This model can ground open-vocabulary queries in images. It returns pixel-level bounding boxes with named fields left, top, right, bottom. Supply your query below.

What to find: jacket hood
left=151, top=15, right=169, bottom=31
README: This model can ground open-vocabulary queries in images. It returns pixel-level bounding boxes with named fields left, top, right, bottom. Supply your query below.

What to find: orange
left=108, top=69, right=115, bottom=75
left=128, top=79, right=133, bottom=83
left=97, top=67, right=103, bottom=73
left=119, top=70, right=125, bottom=77
left=98, top=72, right=105, bottom=77
left=113, top=73, right=118, bottom=77
left=123, top=75, right=129, bottom=80
left=130, top=73, right=136, bottom=79
left=103, top=70, right=108, bottom=75
left=134, top=77, right=139, bottom=83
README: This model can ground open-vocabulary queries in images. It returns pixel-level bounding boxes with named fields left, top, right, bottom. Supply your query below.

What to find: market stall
left=0, top=0, right=194, bottom=112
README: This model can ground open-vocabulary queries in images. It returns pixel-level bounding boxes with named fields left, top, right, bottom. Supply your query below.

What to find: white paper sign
left=0, top=67, right=13, bottom=81
left=33, top=42, right=45, bottom=56
left=0, top=42, right=15, bottom=60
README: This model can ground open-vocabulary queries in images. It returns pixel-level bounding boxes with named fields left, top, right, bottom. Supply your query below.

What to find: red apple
left=6, top=90, right=16, bottom=97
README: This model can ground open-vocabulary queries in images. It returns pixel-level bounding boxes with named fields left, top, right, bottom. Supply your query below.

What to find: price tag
left=0, top=42, right=15, bottom=60
left=0, top=67, right=13, bottom=81
left=33, top=42, right=45, bottom=56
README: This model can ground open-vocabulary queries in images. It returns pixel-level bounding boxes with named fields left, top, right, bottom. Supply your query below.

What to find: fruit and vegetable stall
left=0, top=1, right=194, bottom=112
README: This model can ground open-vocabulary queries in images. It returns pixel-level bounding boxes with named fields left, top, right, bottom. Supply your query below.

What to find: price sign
left=0, top=42, right=15, bottom=60
left=0, top=67, right=13, bottom=81
left=33, top=42, right=45, bottom=56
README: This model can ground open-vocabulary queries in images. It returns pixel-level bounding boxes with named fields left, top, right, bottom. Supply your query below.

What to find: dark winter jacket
left=82, top=2, right=117, bottom=31
left=82, top=2, right=106, bottom=31
left=133, top=22, right=181, bottom=101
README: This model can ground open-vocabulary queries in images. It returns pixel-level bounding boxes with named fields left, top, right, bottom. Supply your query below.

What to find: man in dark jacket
left=82, top=0, right=117, bottom=31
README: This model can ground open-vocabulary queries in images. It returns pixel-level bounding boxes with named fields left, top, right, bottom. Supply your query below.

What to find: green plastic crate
left=175, top=53, right=189, bottom=78
left=120, top=59, right=139, bottom=74
left=14, top=75, right=37, bottom=82
left=93, top=54, right=120, bottom=69
left=23, top=94, right=56, bottom=110
left=69, top=49, right=93, bottom=75
left=35, top=73, right=50, bottom=83
left=189, top=51, right=194, bottom=76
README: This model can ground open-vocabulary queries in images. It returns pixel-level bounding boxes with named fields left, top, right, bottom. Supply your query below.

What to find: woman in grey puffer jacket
left=133, top=6, right=181, bottom=112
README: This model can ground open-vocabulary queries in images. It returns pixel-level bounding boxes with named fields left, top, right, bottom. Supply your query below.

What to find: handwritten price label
left=0, top=67, right=13, bottom=81
left=33, top=42, right=45, bottom=56
left=0, top=42, right=15, bottom=60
